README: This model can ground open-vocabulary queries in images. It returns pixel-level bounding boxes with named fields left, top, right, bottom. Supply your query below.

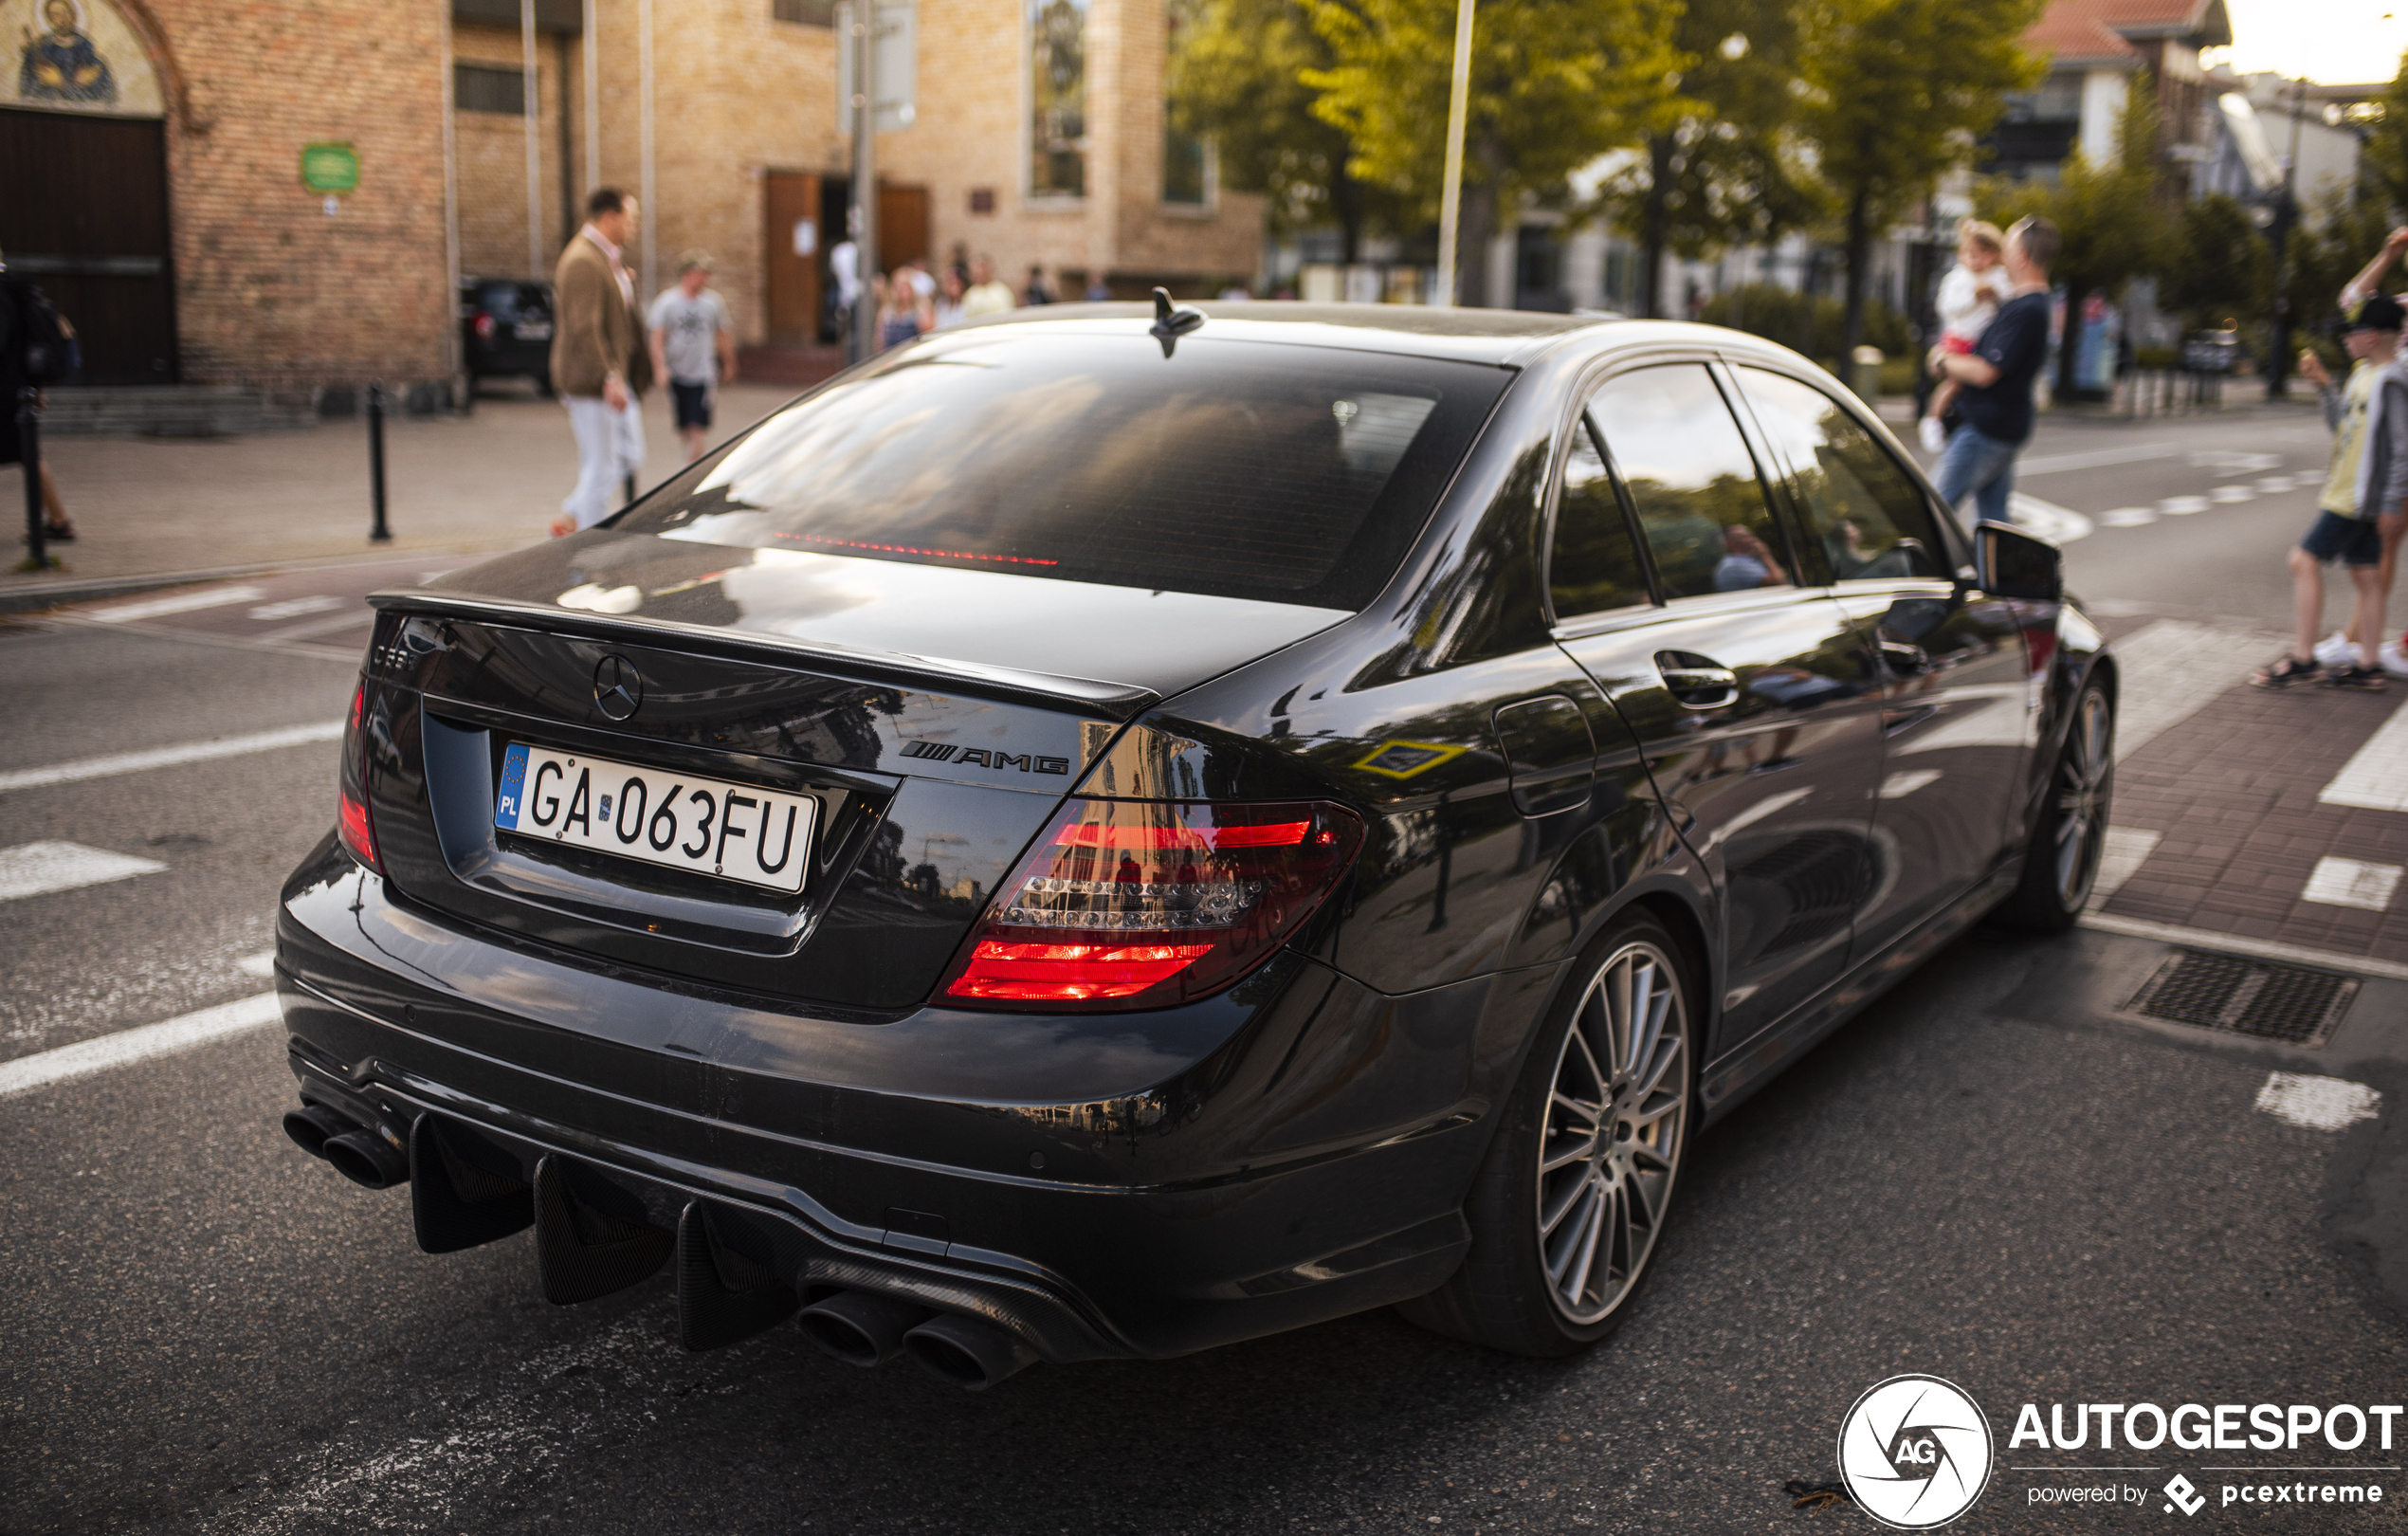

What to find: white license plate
left=514, top=320, right=553, bottom=339
left=494, top=743, right=813, bottom=894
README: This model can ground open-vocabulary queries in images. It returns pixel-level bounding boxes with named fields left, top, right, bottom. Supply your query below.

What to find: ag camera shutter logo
left=1838, top=1375, right=1996, bottom=1529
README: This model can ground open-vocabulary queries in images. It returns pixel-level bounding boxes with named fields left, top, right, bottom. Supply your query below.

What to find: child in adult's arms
left=1918, top=221, right=2013, bottom=455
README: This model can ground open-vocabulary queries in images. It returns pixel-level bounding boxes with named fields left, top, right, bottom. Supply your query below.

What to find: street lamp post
left=1432, top=0, right=1474, bottom=308
left=2267, top=75, right=2307, bottom=400
left=848, top=4, right=880, bottom=364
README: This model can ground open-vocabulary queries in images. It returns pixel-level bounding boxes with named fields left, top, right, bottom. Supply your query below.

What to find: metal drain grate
left=2124, top=951, right=2359, bottom=1047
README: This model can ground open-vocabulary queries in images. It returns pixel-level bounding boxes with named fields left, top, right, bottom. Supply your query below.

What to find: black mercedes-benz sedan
left=274, top=301, right=2113, bottom=1387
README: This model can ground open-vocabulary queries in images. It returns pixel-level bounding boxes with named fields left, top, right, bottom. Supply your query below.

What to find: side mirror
left=1974, top=520, right=2062, bottom=602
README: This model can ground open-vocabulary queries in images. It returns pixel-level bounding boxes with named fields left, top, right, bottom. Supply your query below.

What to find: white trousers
left=562, top=393, right=647, bottom=530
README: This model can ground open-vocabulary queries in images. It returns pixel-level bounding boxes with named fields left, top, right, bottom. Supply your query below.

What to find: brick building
left=0, top=0, right=1264, bottom=396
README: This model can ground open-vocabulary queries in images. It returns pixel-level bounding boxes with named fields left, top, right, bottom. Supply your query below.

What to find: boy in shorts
left=648, top=251, right=736, bottom=464
left=2253, top=293, right=2408, bottom=690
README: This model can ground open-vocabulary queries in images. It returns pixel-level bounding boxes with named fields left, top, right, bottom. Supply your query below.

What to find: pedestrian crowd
left=844, top=249, right=1055, bottom=353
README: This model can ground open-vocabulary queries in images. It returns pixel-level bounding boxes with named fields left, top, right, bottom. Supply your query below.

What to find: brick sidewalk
left=2102, top=670, right=2408, bottom=966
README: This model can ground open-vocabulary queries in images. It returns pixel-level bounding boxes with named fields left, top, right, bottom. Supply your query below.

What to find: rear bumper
left=276, top=842, right=1533, bottom=1362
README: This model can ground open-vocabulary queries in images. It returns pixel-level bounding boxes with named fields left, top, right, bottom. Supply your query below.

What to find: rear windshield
left=618, top=331, right=1510, bottom=609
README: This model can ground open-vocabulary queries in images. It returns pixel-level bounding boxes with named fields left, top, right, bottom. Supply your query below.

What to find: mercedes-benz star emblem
left=593, top=654, right=644, bottom=721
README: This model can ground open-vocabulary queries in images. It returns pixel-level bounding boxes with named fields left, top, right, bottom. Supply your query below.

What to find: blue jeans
left=1933, top=423, right=2019, bottom=528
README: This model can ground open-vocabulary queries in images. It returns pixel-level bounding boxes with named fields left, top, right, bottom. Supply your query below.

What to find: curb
left=0, top=542, right=523, bottom=616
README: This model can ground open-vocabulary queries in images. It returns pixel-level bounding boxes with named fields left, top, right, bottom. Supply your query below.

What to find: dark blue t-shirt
left=1957, top=291, right=2051, bottom=444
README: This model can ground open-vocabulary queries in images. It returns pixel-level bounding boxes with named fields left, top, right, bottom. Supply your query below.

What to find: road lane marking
left=0, top=841, right=168, bottom=902
left=2090, top=827, right=2162, bottom=905
left=0, top=993, right=280, bottom=1097
left=2097, top=506, right=2158, bottom=527
left=2302, top=857, right=2403, bottom=911
left=2106, top=619, right=2288, bottom=762
left=2253, top=1072, right=2380, bottom=1132
left=2158, top=495, right=2210, bottom=515
left=82, top=585, right=269, bottom=623
left=238, top=951, right=277, bottom=978
left=253, top=609, right=373, bottom=645
left=2006, top=493, right=2093, bottom=542
left=2255, top=476, right=2301, bottom=493
left=2189, top=449, right=2283, bottom=476
left=2015, top=443, right=2177, bottom=476
left=2318, top=699, right=2408, bottom=813
left=247, top=594, right=347, bottom=621
left=2208, top=485, right=2255, bottom=503
left=0, top=720, right=344, bottom=795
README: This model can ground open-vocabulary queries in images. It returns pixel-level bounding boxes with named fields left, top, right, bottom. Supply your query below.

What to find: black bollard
left=622, top=472, right=635, bottom=508
left=19, top=387, right=44, bottom=570
left=367, top=380, right=392, bottom=543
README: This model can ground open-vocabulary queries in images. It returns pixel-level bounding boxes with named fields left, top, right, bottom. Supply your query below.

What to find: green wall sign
left=300, top=142, right=359, bottom=194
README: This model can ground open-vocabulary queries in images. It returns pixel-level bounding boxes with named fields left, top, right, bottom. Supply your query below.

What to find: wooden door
left=763, top=171, right=822, bottom=344
left=876, top=183, right=928, bottom=269
left=0, top=108, right=177, bottom=384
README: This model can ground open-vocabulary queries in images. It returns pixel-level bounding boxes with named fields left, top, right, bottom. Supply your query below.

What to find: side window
left=1548, top=415, right=1651, bottom=619
left=1587, top=365, right=1793, bottom=601
left=1736, top=368, right=1947, bottom=582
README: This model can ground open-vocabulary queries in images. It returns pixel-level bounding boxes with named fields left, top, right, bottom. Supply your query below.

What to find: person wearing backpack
left=0, top=254, right=78, bottom=543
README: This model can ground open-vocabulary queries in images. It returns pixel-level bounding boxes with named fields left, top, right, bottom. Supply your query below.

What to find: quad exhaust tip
left=283, top=1102, right=408, bottom=1189
left=901, top=1312, right=1040, bottom=1391
left=797, top=1291, right=931, bottom=1368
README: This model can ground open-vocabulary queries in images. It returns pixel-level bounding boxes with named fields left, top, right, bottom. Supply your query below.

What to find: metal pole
left=638, top=0, right=657, bottom=303
left=848, top=1, right=880, bottom=362
left=1432, top=0, right=1475, bottom=308
left=523, top=0, right=544, bottom=282
left=2270, top=77, right=2306, bottom=400
left=582, top=0, right=599, bottom=197
left=19, top=388, right=44, bottom=570
left=368, top=381, right=392, bottom=543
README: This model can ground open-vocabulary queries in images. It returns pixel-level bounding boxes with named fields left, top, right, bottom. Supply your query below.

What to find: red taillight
left=473, top=311, right=496, bottom=339
left=939, top=799, right=1363, bottom=1011
left=337, top=681, right=379, bottom=871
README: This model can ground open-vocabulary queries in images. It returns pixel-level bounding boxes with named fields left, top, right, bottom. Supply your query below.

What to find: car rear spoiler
left=365, top=589, right=1163, bottom=720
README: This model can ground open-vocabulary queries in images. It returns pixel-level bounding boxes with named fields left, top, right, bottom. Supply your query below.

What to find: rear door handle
left=1655, top=651, right=1740, bottom=709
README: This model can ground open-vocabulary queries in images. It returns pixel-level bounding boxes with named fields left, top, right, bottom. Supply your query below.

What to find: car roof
left=948, top=302, right=1819, bottom=372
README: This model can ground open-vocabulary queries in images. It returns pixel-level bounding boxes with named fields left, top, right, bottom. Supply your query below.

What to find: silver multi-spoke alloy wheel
left=2052, top=686, right=2112, bottom=910
left=1534, top=940, right=1689, bottom=1326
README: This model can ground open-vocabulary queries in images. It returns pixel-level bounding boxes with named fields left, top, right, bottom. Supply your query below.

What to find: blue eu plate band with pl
left=496, top=741, right=531, bottom=830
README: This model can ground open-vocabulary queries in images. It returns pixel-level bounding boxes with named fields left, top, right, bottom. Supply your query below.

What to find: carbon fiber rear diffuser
left=534, top=1153, right=673, bottom=1304
left=410, top=1114, right=534, bottom=1254
left=677, top=1200, right=800, bottom=1351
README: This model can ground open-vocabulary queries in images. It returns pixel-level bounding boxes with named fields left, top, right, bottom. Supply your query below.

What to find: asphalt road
left=2, top=402, right=2402, bottom=1535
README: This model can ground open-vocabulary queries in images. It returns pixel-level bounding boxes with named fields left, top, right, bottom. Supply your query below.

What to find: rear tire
left=1992, top=679, right=2113, bottom=933
left=1396, top=911, right=1695, bottom=1356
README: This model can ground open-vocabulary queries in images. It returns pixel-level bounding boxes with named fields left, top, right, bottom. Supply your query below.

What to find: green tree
left=2281, top=182, right=2398, bottom=374
left=2357, top=49, right=2408, bottom=222
left=1596, top=0, right=1825, bottom=317
left=1304, top=0, right=1683, bottom=306
left=1793, top=0, right=2045, bottom=359
left=1167, top=0, right=1405, bottom=261
left=2161, top=192, right=2271, bottom=331
left=1982, top=74, right=2176, bottom=397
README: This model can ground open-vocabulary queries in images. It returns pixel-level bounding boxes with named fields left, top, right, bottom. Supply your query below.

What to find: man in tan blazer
left=549, top=188, right=652, bottom=537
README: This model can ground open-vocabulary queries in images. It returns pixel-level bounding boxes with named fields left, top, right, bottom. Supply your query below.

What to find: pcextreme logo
left=1838, top=1375, right=1996, bottom=1530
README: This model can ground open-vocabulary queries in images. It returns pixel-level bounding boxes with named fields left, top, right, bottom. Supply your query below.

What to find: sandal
left=2321, top=662, right=2388, bottom=691
left=2248, top=655, right=2322, bottom=688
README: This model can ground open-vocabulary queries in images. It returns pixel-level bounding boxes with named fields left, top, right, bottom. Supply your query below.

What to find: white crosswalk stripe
left=0, top=720, right=345, bottom=795
left=0, top=842, right=168, bottom=903
left=0, top=994, right=281, bottom=1098
left=2318, top=700, right=2408, bottom=814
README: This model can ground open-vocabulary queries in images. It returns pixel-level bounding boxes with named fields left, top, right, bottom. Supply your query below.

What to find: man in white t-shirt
left=648, top=250, right=737, bottom=464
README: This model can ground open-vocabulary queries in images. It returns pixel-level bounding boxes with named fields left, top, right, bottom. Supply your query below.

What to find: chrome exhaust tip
left=797, top=1290, right=932, bottom=1368
left=901, top=1313, right=1039, bottom=1390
